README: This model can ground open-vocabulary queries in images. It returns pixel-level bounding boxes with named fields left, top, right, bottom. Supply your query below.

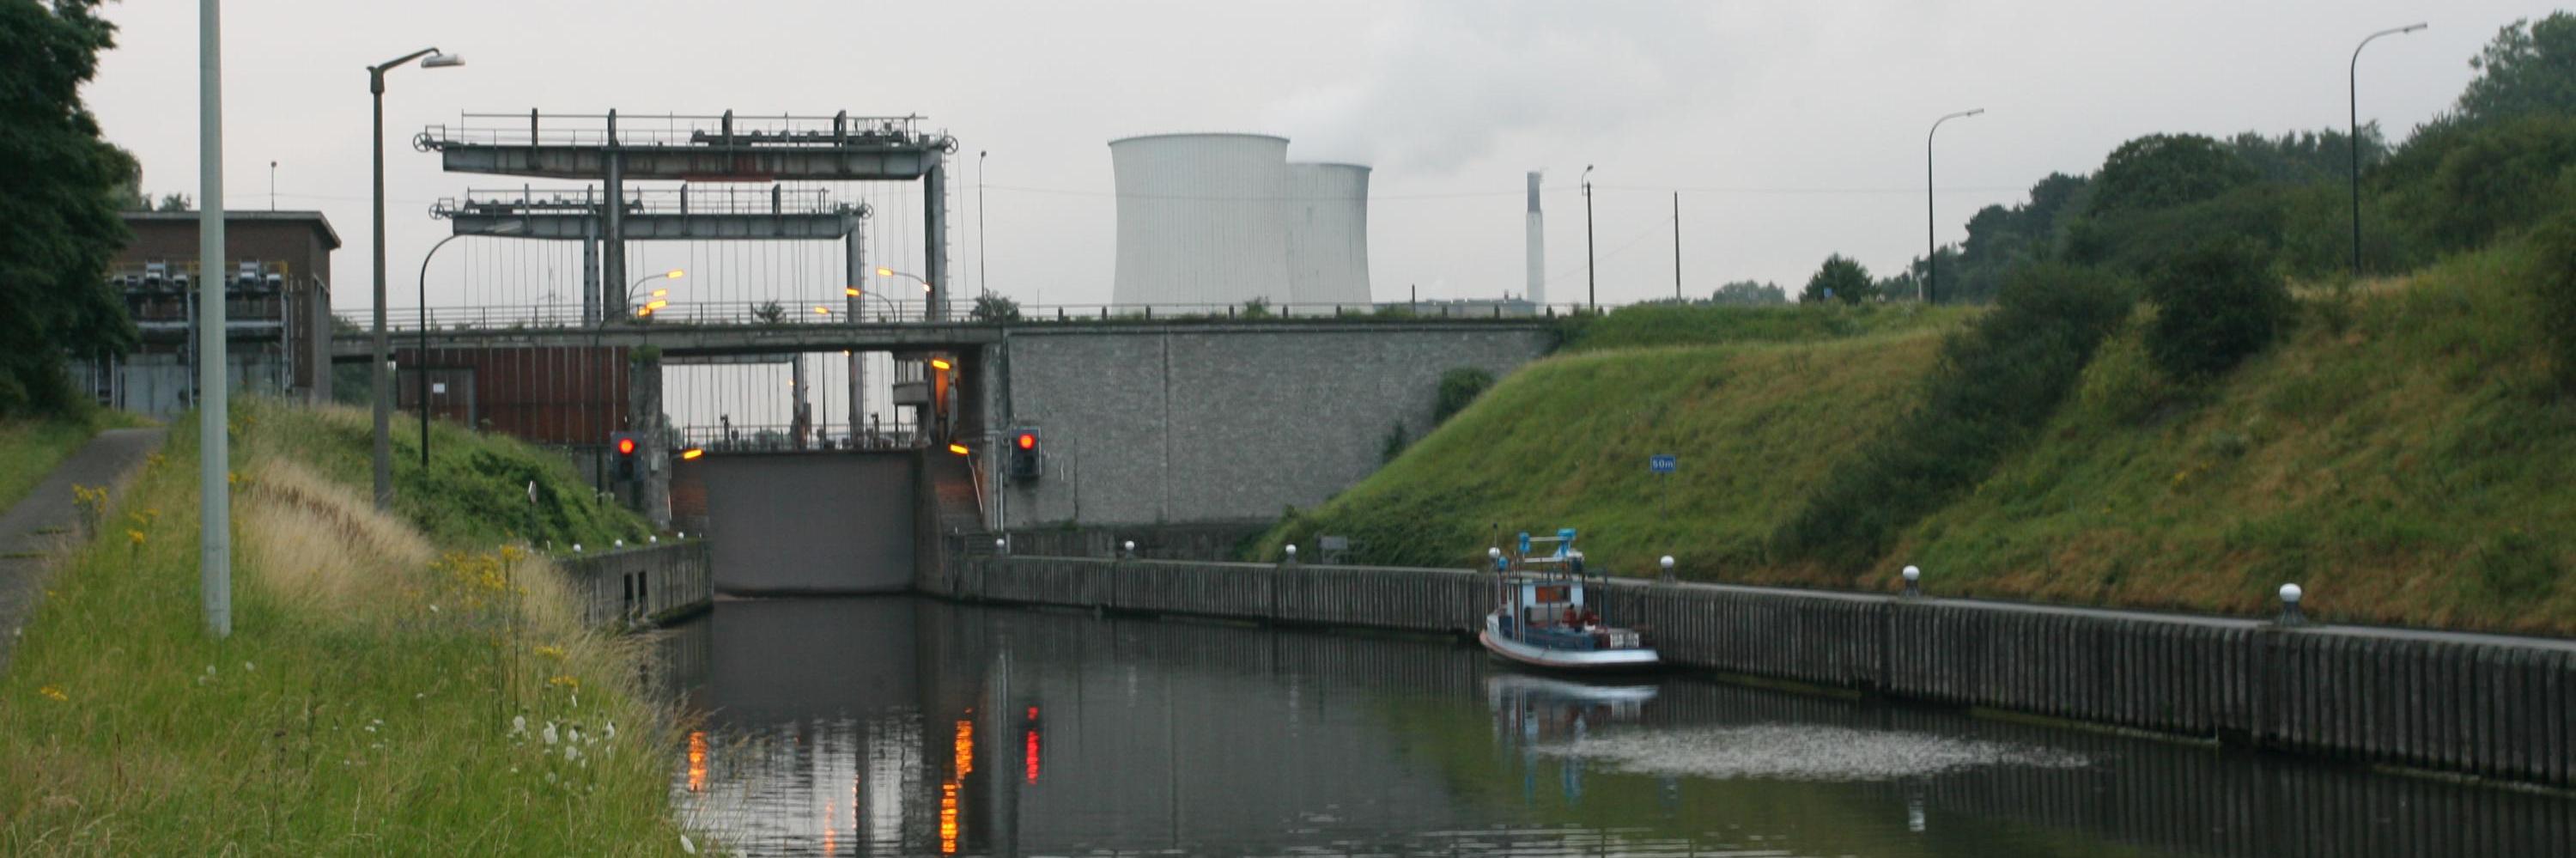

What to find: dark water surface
left=654, top=597, right=2574, bottom=857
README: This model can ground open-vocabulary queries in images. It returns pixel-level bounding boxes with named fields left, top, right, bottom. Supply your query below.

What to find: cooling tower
left=1284, top=163, right=1372, bottom=306
left=1109, top=133, right=1292, bottom=307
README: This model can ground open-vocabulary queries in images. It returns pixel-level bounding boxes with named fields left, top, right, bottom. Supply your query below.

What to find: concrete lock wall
left=996, top=323, right=1555, bottom=528
left=685, top=452, right=917, bottom=594
left=557, top=539, right=712, bottom=628
left=933, top=556, right=2576, bottom=788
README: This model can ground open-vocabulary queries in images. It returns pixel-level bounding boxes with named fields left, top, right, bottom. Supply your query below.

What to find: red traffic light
left=1016, top=433, right=1036, bottom=451
left=616, top=437, right=637, bottom=456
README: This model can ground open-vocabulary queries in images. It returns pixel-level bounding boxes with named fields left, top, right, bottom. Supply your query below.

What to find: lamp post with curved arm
left=624, top=269, right=683, bottom=319
left=369, top=46, right=463, bottom=511
left=877, top=267, right=934, bottom=317
left=417, top=222, right=520, bottom=467
left=1927, top=108, right=1984, bottom=305
left=2351, top=23, right=2426, bottom=276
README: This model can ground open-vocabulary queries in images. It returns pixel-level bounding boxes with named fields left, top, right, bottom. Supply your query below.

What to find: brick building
left=75, top=210, right=340, bottom=415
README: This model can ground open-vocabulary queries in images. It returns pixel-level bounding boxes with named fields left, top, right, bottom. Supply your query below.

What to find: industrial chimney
left=1525, top=171, right=1546, bottom=305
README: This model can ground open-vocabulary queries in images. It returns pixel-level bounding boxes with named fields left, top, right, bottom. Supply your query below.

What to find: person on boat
left=1579, top=608, right=1601, bottom=629
left=1561, top=605, right=1578, bottom=627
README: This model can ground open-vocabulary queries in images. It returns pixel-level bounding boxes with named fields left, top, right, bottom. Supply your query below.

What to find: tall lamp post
left=1926, top=108, right=1984, bottom=305
left=197, top=0, right=229, bottom=636
left=369, top=46, right=462, bottom=510
left=1581, top=165, right=1596, bottom=313
left=977, top=150, right=990, bottom=299
left=416, top=223, right=522, bottom=467
left=2351, top=23, right=2426, bottom=276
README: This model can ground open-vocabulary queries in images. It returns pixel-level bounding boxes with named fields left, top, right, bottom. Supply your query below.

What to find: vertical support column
left=580, top=211, right=600, bottom=326
left=846, top=223, right=866, bottom=441
left=924, top=156, right=949, bottom=320
left=602, top=152, right=627, bottom=321
left=790, top=354, right=810, bottom=450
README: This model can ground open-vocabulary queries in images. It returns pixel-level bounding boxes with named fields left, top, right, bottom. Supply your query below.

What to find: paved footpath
left=0, top=428, right=167, bottom=674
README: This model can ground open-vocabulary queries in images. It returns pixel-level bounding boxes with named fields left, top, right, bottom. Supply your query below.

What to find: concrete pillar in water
left=630, top=352, right=671, bottom=529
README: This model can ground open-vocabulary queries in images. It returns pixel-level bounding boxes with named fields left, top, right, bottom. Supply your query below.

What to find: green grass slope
left=1257, top=314, right=1961, bottom=575
left=1888, top=245, right=2576, bottom=634
left=1265, top=244, right=2576, bottom=635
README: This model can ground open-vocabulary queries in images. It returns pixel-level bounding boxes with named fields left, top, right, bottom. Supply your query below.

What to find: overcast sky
left=86, top=0, right=2552, bottom=313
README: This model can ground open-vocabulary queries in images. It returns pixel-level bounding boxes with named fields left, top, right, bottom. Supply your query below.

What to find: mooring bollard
left=1902, top=565, right=1922, bottom=599
left=2279, top=582, right=2306, bottom=625
left=1659, top=555, right=1676, bottom=584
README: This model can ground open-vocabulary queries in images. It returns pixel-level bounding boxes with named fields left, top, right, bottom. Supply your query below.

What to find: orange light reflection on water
left=686, top=731, right=708, bottom=793
left=953, top=720, right=974, bottom=776
left=939, top=781, right=959, bottom=854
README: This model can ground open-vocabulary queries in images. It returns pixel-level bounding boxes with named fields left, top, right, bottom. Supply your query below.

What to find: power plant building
left=1109, top=133, right=1371, bottom=308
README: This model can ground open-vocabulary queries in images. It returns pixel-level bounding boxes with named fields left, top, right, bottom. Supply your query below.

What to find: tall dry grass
left=0, top=400, right=699, bottom=855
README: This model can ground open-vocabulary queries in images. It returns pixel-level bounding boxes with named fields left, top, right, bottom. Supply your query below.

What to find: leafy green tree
left=0, top=0, right=139, bottom=415
left=969, top=293, right=1021, bottom=322
left=1799, top=254, right=1873, bottom=304
left=2087, top=133, right=2257, bottom=217
left=1710, top=280, right=1786, bottom=305
left=2446, top=13, right=2576, bottom=130
left=2143, top=240, right=2293, bottom=381
left=2226, top=127, right=2388, bottom=186
left=2530, top=210, right=2576, bottom=390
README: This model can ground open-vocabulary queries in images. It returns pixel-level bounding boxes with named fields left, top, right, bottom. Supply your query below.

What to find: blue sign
left=1649, top=454, right=1677, bottom=474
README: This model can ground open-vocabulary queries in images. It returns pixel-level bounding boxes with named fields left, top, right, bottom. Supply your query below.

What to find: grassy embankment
left=1260, top=243, right=2576, bottom=634
left=0, top=400, right=696, bottom=854
left=1261, top=304, right=1975, bottom=573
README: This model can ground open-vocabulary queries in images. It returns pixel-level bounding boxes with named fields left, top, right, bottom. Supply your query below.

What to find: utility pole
left=197, top=0, right=231, bottom=637
left=1671, top=192, right=1682, bottom=301
left=1582, top=165, right=1596, bottom=312
left=977, top=150, right=989, bottom=299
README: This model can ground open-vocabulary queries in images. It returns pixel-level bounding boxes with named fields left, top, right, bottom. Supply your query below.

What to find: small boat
left=1478, top=529, right=1661, bottom=672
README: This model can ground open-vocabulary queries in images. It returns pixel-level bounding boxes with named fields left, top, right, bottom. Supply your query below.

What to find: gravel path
left=0, top=428, right=167, bottom=674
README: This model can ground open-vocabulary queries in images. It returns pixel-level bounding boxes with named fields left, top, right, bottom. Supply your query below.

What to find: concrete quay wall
left=558, top=540, right=714, bottom=628
left=925, top=555, right=2576, bottom=787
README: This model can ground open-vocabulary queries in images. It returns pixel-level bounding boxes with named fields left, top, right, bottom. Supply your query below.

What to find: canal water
left=655, top=597, right=2575, bottom=857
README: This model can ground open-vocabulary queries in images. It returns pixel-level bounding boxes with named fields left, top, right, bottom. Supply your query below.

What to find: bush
left=1434, top=368, right=1495, bottom=424
left=1773, top=263, right=2134, bottom=570
left=2143, top=240, right=2294, bottom=382
left=2532, top=211, right=2576, bottom=389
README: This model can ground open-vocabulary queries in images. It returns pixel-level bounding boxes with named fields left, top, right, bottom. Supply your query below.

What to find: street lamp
left=417, top=222, right=520, bottom=468
left=1581, top=165, right=1596, bottom=313
left=626, top=269, right=683, bottom=313
left=2351, top=23, right=2427, bottom=276
left=1926, top=108, right=1984, bottom=305
left=843, top=286, right=904, bottom=320
left=369, top=46, right=462, bottom=511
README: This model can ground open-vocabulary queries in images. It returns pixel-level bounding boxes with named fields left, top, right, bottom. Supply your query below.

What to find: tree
left=2144, top=240, right=2293, bottom=381
left=1711, top=279, right=1786, bottom=305
left=1799, top=254, right=1873, bottom=304
left=969, top=293, right=1021, bottom=322
left=0, top=0, right=139, bottom=415
left=2087, top=133, right=2257, bottom=217
left=751, top=300, right=786, bottom=325
left=2447, top=13, right=2576, bottom=130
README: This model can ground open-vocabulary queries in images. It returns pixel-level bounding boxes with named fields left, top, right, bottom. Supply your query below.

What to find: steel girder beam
left=435, top=145, right=939, bottom=182
left=450, top=212, right=860, bottom=241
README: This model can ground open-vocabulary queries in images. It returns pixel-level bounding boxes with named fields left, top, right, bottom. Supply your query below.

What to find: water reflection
left=654, top=597, right=2576, bottom=857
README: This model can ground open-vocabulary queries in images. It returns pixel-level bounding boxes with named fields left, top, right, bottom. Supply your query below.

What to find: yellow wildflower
left=38, top=685, right=68, bottom=703
left=127, top=529, right=146, bottom=546
left=547, top=675, right=581, bottom=691
left=533, top=645, right=567, bottom=660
